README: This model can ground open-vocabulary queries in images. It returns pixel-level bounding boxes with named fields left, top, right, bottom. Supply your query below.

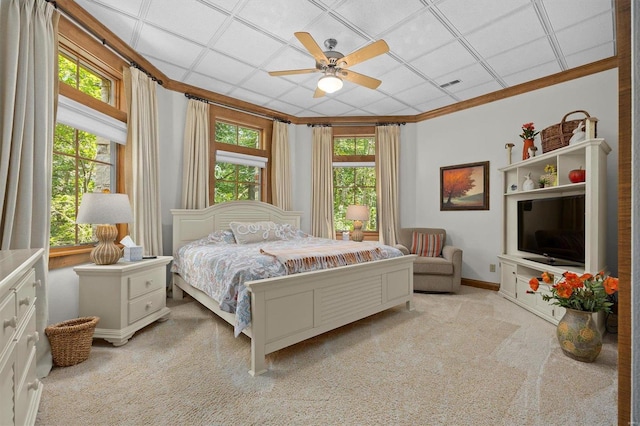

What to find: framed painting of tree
left=440, top=161, right=490, bottom=211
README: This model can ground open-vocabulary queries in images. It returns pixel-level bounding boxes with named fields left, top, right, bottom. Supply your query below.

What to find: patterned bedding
left=171, top=225, right=403, bottom=336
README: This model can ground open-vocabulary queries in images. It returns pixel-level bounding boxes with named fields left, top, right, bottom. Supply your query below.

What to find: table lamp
left=76, top=192, right=133, bottom=265
left=346, top=205, right=369, bottom=242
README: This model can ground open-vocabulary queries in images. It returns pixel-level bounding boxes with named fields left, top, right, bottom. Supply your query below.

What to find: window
left=332, top=128, right=377, bottom=233
left=50, top=21, right=127, bottom=268
left=51, top=52, right=117, bottom=248
left=210, top=107, right=272, bottom=205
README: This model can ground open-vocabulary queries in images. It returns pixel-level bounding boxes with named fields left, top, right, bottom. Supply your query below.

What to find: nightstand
left=74, top=256, right=172, bottom=346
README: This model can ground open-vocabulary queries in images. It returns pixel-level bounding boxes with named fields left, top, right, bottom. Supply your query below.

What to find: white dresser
left=0, top=249, right=44, bottom=426
left=74, top=256, right=172, bottom=346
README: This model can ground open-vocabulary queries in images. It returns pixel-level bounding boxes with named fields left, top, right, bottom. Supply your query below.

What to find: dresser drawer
left=14, top=269, right=36, bottom=323
left=128, top=267, right=165, bottom=300
left=0, top=348, right=15, bottom=426
left=128, top=289, right=165, bottom=325
left=15, top=347, right=38, bottom=426
left=0, top=291, right=17, bottom=351
left=15, top=307, right=36, bottom=385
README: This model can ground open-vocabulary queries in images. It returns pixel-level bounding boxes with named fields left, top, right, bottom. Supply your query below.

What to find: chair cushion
left=410, top=232, right=444, bottom=257
left=413, top=256, right=454, bottom=275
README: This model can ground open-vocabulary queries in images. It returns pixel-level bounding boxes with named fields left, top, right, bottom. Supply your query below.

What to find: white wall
left=411, top=69, right=619, bottom=282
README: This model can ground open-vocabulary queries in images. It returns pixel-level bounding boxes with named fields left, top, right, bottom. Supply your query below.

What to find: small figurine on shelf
left=569, top=122, right=586, bottom=145
left=522, top=172, right=535, bottom=191
left=505, top=142, right=515, bottom=164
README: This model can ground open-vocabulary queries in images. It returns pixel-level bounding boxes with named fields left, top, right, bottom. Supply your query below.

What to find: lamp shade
left=76, top=193, right=133, bottom=224
left=346, top=205, right=369, bottom=222
left=317, top=75, right=343, bottom=93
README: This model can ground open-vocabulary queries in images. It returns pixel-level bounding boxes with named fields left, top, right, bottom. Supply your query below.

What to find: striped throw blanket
left=260, top=242, right=384, bottom=274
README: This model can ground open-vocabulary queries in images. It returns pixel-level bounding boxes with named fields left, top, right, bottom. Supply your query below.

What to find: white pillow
left=229, top=221, right=280, bottom=244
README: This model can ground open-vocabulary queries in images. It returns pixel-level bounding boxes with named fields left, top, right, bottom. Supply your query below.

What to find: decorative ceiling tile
left=542, top=0, right=613, bottom=31
left=382, top=9, right=456, bottom=61
left=145, top=56, right=189, bottom=81
left=194, top=50, right=256, bottom=84
left=439, top=63, right=495, bottom=94
left=145, top=0, right=227, bottom=44
left=77, top=0, right=145, bottom=18
left=393, top=82, right=445, bottom=106
left=240, top=70, right=298, bottom=99
left=332, top=0, right=425, bottom=36
left=410, top=40, right=477, bottom=80
left=237, top=0, right=324, bottom=40
left=184, top=72, right=234, bottom=95
left=212, top=21, right=285, bottom=67
left=360, top=97, right=410, bottom=116
left=309, top=99, right=358, bottom=116
left=464, top=5, right=546, bottom=59
left=503, top=61, right=561, bottom=87
left=555, top=13, right=614, bottom=57
left=200, top=0, right=243, bottom=13
left=378, top=67, right=427, bottom=94
left=454, top=80, right=504, bottom=101
left=565, top=42, right=615, bottom=68
left=136, top=23, right=205, bottom=69
left=486, top=37, right=557, bottom=78
left=435, top=0, right=530, bottom=35
left=74, top=1, right=138, bottom=45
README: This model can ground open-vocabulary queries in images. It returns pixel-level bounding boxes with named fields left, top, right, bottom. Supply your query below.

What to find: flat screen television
left=517, top=195, right=586, bottom=266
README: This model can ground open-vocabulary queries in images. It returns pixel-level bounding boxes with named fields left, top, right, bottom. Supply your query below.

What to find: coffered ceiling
left=73, top=0, right=616, bottom=118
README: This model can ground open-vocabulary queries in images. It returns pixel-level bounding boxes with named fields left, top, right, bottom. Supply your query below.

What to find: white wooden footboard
left=245, top=255, right=415, bottom=376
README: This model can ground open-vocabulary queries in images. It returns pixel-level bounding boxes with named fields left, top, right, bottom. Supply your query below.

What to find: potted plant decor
left=529, top=271, right=618, bottom=362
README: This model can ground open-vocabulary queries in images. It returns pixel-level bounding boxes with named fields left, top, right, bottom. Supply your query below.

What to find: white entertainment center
left=498, top=138, right=611, bottom=330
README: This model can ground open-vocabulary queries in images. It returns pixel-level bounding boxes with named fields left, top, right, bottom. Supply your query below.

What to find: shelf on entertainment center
left=503, top=181, right=585, bottom=196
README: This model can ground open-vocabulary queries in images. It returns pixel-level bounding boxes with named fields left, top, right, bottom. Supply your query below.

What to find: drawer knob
left=3, top=316, right=17, bottom=329
left=33, top=279, right=41, bottom=288
left=19, top=296, right=30, bottom=306
left=145, top=301, right=153, bottom=310
left=28, top=379, right=40, bottom=391
left=146, top=279, right=153, bottom=287
left=28, top=331, right=39, bottom=345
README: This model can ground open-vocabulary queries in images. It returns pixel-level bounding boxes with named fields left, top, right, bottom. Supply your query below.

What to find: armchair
left=395, top=227, right=463, bottom=293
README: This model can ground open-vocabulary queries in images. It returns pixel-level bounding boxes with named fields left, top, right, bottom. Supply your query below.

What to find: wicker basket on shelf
left=540, top=110, right=596, bottom=153
left=45, top=316, right=99, bottom=367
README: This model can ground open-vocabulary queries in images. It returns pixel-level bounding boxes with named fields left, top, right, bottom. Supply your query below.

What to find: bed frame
left=171, top=200, right=415, bottom=376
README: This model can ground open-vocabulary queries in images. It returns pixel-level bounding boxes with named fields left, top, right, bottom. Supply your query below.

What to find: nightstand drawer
left=0, top=291, right=17, bottom=351
left=128, top=289, right=165, bottom=325
left=15, top=269, right=36, bottom=322
left=128, top=268, right=165, bottom=300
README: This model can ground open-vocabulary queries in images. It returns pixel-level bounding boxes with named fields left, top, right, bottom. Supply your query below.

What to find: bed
left=171, top=200, right=415, bottom=376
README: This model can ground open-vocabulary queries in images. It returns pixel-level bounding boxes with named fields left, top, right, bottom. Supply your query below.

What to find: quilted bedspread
left=171, top=228, right=402, bottom=336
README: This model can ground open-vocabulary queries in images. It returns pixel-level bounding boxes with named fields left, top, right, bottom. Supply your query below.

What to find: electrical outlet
left=489, top=264, right=496, bottom=272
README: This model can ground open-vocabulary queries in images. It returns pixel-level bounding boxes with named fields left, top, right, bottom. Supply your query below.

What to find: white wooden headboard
left=171, top=200, right=303, bottom=253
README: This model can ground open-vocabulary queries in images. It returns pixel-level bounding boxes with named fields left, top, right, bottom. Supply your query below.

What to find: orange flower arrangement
left=520, top=122, right=540, bottom=140
left=529, top=270, right=618, bottom=313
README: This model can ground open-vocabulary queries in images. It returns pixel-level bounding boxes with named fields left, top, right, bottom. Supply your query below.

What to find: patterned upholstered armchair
left=395, top=228, right=463, bottom=293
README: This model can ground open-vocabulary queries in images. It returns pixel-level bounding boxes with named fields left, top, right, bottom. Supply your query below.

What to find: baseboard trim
left=462, top=278, right=500, bottom=291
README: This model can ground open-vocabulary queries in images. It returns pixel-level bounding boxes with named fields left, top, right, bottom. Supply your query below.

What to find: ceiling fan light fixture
left=317, top=75, right=343, bottom=93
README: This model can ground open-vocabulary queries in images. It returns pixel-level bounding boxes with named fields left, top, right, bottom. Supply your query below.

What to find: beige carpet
left=36, top=286, right=617, bottom=426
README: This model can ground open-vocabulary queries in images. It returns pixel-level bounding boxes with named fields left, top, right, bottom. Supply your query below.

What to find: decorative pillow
left=206, top=229, right=236, bottom=245
left=229, top=221, right=281, bottom=244
left=410, top=232, right=444, bottom=257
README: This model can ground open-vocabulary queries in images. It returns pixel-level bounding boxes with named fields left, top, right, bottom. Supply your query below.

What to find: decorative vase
left=556, top=308, right=602, bottom=362
left=522, top=139, right=534, bottom=160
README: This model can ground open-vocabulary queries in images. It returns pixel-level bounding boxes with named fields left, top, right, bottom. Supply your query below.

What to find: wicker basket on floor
left=540, top=110, right=595, bottom=153
left=45, top=316, right=99, bottom=367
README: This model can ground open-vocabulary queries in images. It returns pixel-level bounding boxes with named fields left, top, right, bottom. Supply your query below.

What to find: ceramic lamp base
left=351, top=220, right=364, bottom=242
left=90, top=224, right=122, bottom=265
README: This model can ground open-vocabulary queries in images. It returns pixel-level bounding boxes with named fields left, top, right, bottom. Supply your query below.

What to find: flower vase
left=556, top=308, right=602, bottom=362
left=522, top=139, right=534, bottom=160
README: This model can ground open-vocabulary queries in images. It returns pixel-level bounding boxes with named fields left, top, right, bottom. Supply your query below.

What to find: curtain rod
left=184, top=93, right=291, bottom=124
left=307, top=122, right=406, bottom=127
left=46, top=0, right=164, bottom=85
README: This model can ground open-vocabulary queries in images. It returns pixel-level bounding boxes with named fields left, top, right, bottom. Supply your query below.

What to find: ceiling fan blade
left=295, top=32, right=329, bottom=64
left=339, top=39, right=389, bottom=68
left=268, top=68, right=319, bottom=77
left=340, top=70, right=382, bottom=90
left=313, top=87, right=326, bottom=98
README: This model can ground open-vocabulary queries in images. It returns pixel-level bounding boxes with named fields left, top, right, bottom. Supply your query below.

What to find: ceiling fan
left=269, top=32, right=389, bottom=98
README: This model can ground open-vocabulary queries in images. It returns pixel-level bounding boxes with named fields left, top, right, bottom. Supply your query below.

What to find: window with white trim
left=333, top=132, right=377, bottom=232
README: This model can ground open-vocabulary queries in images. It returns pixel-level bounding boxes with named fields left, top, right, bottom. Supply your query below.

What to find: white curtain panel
left=271, top=121, right=292, bottom=210
left=311, top=127, right=334, bottom=238
left=375, top=125, right=400, bottom=245
left=181, top=99, right=209, bottom=209
left=124, top=67, right=163, bottom=256
left=0, top=0, right=58, bottom=378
